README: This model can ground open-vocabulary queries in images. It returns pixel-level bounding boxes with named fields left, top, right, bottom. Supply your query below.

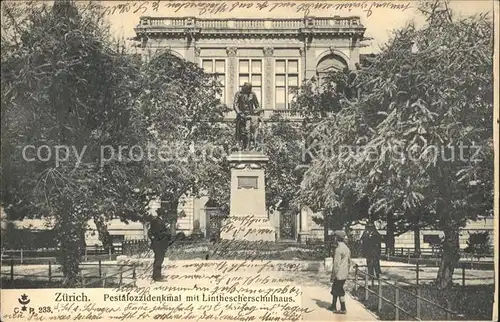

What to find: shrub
left=175, top=232, right=186, bottom=240
left=1, top=224, right=58, bottom=250
left=464, top=231, right=492, bottom=260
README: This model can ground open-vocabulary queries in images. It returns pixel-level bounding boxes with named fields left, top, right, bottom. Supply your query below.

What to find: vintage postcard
left=1, top=0, right=498, bottom=321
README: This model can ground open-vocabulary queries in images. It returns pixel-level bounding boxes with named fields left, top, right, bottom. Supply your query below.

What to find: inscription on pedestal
left=222, top=152, right=275, bottom=241
left=237, top=176, right=258, bottom=189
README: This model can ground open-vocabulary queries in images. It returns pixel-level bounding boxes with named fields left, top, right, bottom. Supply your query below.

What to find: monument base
left=222, top=151, right=276, bottom=242
left=220, top=215, right=276, bottom=242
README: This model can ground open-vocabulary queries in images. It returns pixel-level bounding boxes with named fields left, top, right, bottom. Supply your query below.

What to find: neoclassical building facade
left=132, top=15, right=366, bottom=241
left=134, top=15, right=365, bottom=120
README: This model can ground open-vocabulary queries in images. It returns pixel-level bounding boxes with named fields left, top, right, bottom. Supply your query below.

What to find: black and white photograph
left=1, top=0, right=498, bottom=321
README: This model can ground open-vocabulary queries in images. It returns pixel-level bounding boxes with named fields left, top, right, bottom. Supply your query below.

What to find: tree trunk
left=323, top=216, right=328, bottom=241
left=386, top=212, right=396, bottom=255
left=413, top=225, right=421, bottom=257
left=56, top=205, right=87, bottom=286
left=93, top=215, right=112, bottom=252
left=436, top=225, right=460, bottom=289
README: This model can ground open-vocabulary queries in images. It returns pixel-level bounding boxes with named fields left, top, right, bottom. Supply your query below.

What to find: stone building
left=129, top=15, right=494, bottom=246
left=134, top=15, right=364, bottom=118
left=131, top=15, right=366, bottom=242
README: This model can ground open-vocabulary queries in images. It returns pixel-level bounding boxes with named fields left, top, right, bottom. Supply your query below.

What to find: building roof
left=134, top=16, right=366, bottom=39
left=2, top=218, right=55, bottom=230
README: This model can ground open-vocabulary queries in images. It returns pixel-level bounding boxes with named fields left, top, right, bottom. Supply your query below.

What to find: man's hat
left=334, top=230, right=346, bottom=239
left=242, top=82, right=253, bottom=91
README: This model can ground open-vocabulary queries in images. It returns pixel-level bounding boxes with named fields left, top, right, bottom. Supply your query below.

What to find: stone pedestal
left=220, top=152, right=276, bottom=241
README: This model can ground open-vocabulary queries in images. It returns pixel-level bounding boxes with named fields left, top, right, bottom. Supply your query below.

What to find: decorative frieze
left=196, top=38, right=305, bottom=44
left=263, top=47, right=274, bottom=57
left=232, top=163, right=264, bottom=170
left=226, top=47, right=237, bottom=57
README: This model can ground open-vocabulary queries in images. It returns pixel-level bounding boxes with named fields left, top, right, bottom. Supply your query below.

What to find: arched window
left=316, top=54, right=348, bottom=88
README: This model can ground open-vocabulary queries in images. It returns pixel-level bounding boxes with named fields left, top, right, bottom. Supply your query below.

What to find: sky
left=99, top=0, right=495, bottom=53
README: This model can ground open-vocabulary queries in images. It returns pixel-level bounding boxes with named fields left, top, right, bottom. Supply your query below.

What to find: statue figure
left=233, top=82, right=262, bottom=150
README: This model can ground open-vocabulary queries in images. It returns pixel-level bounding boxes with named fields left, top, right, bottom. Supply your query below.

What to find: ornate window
left=275, top=59, right=299, bottom=109
left=316, top=54, right=348, bottom=88
left=202, top=59, right=226, bottom=102
left=238, top=59, right=262, bottom=105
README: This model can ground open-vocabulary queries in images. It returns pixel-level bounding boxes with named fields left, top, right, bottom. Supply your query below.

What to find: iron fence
left=2, top=259, right=138, bottom=288
left=382, top=246, right=493, bottom=260
left=352, top=265, right=458, bottom=320
left=1, top=245, right=124, bottom=264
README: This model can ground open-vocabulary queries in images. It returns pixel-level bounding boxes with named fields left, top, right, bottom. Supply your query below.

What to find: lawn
left=1, top=262, right=137, bottom=289
left=1, top=277, right=126, bottom=289
left=350, top=283, right=494, bottom=320
left=126, top=239, right=327, bottom=261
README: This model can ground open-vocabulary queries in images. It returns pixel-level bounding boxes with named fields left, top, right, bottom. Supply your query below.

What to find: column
left=185, top=35, right=196, bottom=63
left=295, top=210, right=301, bottom=240
left=226, top=47, right=238, bottom=105
left=304, top=39, right=316, bottom=79
left=193, top=196, right=209, bottom=237
left=349, top=37, right=360, bottom=68
left=194, top=46, right=201, bottom=61
left=143, top=223, right=148, bottom=239
left=299, top=206, right=310, bottom=243
left=185, top=17, right=197, bottom=63
left=193, top=196, right=209, bottom=238
left=191, top=197, right=201, bottom=236
left=299, top=47, right=306, bottom=81
left=263, top=47, right=274, bottom=109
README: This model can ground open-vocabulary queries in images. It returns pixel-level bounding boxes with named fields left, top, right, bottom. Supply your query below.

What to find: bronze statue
left=233, top=82, right=262, bottom=150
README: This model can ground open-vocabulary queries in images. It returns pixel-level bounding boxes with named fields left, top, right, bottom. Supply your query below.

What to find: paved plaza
left=133, top=259, right=378, bottom=321
left=2, top=258, right=495, bottom=321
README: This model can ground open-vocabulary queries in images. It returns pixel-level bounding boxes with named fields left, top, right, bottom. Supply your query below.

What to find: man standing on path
left=361, top=222, right=382, bottom=279
left=330, top=230, right=352, bottom=314
left=147, top=215, right=171, bottom=281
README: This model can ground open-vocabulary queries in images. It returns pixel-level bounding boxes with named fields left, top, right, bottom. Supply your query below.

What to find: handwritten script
left=101, top=1, right=412, bottom=18
left=1, top=260, right=312, bottom=321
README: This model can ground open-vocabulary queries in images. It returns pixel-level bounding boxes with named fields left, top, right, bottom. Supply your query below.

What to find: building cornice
left=134, top=16, right=366, bottom=40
